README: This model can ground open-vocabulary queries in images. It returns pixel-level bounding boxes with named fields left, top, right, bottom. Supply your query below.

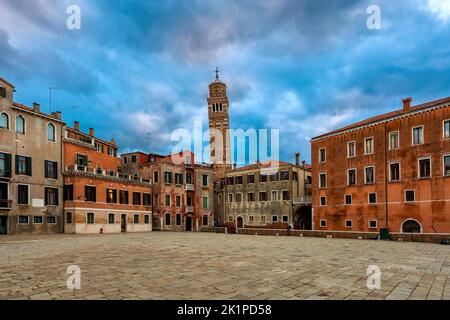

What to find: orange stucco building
left=311, top=96, right=450, bottom=234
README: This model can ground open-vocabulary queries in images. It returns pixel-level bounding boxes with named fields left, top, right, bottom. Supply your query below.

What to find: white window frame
left=249, top=215, right=255, bottom=223
left=389, top=131, right=400, bottom=150
left=47, top=216, right=57, bottom=224
left=47, top=122, right=57, bottom=143
left=364, top=166, right=375, bottom=184
left=405, top=189, right=415, bottom=203
left=412, top=125, right=424, bottom=146
left=389, top=161, right=401, bottom=182
left=281, top=189, right=289, bottom=201
left=320, top=219, right=327, bottom=227
left=344, top=194, right=352, bottom=205
left=368, top=192, right=377, bottom=204
left=443, top=154, right=450, bottom=177
left=347, top=168, right=357, bottom=186
left=347, top=141, right=356, bottom=158
left=15, top=115, right=26, bottom=135
left=364, top=137, right=374, bottom=155
left=319, top=148, right=327, bottom=163
left=369, top=220, right=377, bottom=229
left=418, top=156, right=432, bottom=179
left=18, top=216, right=29, bottom=225
left=319, top=172, right=327, bottom=189
left=345, top=220, right=353, bottom=228
left=33, top=216, right=43, bottom=225
left=247, top=192, right=255, bottom=202
left=443, top=119, right=450, bottom=139
left=271, top=190, right=278, bottom=201
left=227, top=193, right=233, bottom=203
left=271, top=215, right=278, bottom=222
left=86, top=212, right=95, bottom=224
left=260, top=215, right=267, bottom=222
left=0, top=111, right=10, bottom=130
left=282, top=215, right=289, bottom=223
left=319, top=196, right=327, bottom=206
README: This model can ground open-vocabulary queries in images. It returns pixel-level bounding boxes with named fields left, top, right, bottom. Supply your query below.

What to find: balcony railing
left=0, top=199, right=12, bottom=209
left=186, top=206, right=194, bottom=213
left=293, top=196, right=312, bottom=204
left=186, top=184, right=195, bottom=191
left=65, top=165, right=150, bottom=184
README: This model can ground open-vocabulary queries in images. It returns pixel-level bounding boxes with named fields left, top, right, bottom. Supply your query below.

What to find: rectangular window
left=282, top=215, right=289, bottom=222
left=345, top=194, right=352, bottom=205
left=228, top=215, right=234, bottom=222
left=45, top=187, right=58, bottom=206
left=261, top=216, right=266, bottom=222
left=106, top=189, right=117, bottom=204
left=154, top=194, right=158, bottom=206
left=365, top=166, right=374, bottom=184
left=87, top=213, right=95, bottom=224
left=120, top=190, right=129, bottom=204
left=390, top=162, right=400, bottom=181
left=0, top=152, right=12, bottom=178
left=85, top=186, right=96, bottom=202
left=44, top=160, right=58, bottom=179
left=280, top=171, right=289, bottom=181
left=165, top=194, right=171, bottom=207
left=345, top=220, right=353, bottom=228
left=153, top=171, right=159, bottom=183
left=76, top=154, right=88, bottom=167
left=131, top=155, right=137, bottom=163
left=389, top=131, right=399, bottom=150
left=66, top=212, right=73, bottom=224
left=235, top=176, right=243, bottom=185
left=405, top=190, right=415, bottom=202
left=143, top=193, right=151, bottom=206
left=365, top=137, right=374, bottom=155
left=293, top=172, right=298, bottom=181
left=134, top=214, right=139, bottom=224
left=368, top=193, right=377, bottom=204
left=369, top=220, right=377, bottom=229
left=228, top=193, right=233, bottom=203
left=347, top=141, right=356, bottom=158
left=282, top=190, right=289, bottom=200
left=348, top=169, right=356, bottom=185
left=202, top=175, right=208, bottom=186
left=18, top=184, right=29, bottom=205
left=260, top=175, right=267, bottom=183
left=319, top=173, right=327, bottom=188
left=202, top=196, right=208, bottom=209
left=34, top=216, right=43, bottom=224
left=94, top=142, right=104, bottom=153
left=145, top=215, right=150, bottom=224
left=133, top=192, right=141, bottom=206
left=413, top=126, right=424, bottom=145
left=444, top=155, right=450, bottom=176
left=320, top=196, right=326, bottom=206
left=175, top=195, right=181, bottom=207
left=248, top=192, right=255, bottom=202
left=319, top=148, right=326, bottom=163
left=202, top=214, right=208, bottom=226
left=18, top=216, right=29, bottom=224
left=320, top=219, right=327, bottom=227
left=259, top=192, right=267, bottom=201
left=235, top=193, right=242, bottom=203
left=15, top=155, right=32, bottom=176
left=107, top=147, right=115, bottom=156
left=271, top=190, right=278, bottom=201
left=176, top=214, right=181, bottom=226
left=419, top=158, right=431, bottom=178
left=444, top=120, right=450, bottom=139
left=47, top=216, right=56, bottom=224
left=272, top=215, right=278, bottom=222
left=164, top=171, right=173, bottom=184
left=63, top=185, right=73, bottom=201
left=175, top=173, right=183, bottom=185
left=247, top=175, right=255, bottom=184
left=108, top=213, right=115, bottom=224
left=226, top=177, right=234, bottom=185
left=249, top=215, right=254, bottom=222
left=165, top=214, right=171, bottom=226
left=270, top=173, right=279, bottom=182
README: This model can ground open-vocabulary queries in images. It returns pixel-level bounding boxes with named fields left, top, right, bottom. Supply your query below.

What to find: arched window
left=15, top=115, right=25, bottom=134
left=47, top=123, right=56, bottom=142
left=0, top=112, right=9, bottom=129
left=401, top=219, right=422, bottom=233
left=220, top=103, right=223, bottom=112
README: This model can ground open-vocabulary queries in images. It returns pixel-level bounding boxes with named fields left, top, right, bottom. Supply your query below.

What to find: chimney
left=74, top=121, right=80, bottom=131
left=33, top=102, right=40, bottom=112
left=295, top=152, right=300, bottom=166
left=402, top=97, right=412, bottom=113
left=89, top=128, right=95, bottom=137
left=54, top=111, right=62, bottom=120
left=233, top=163, right=237, bottom=170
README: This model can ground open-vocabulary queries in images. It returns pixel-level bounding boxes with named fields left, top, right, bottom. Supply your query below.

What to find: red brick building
left=63, top=122, right=152, bottom=233
left=311, top=96, right=450, bottom=234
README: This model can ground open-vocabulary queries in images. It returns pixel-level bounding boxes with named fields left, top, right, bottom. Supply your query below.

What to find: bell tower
left=207, top=67, right=231, bottom=176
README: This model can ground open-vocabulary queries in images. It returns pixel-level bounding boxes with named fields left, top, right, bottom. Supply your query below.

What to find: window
left=175, top=214, right=181, bottom=226
left=319, top=148, right=326, bottom=163
left=47, top=216, right=56, bottom=224
left=227, top=194, right=233, bottom=203
left=271, top=190, right=278, bottom=201
left=418, top=158, right=431, bottom=178
left=107, top=147, right=115, bottom=156
left=282, top=215, right=289, bottom=222
left=320, top=196, right=326, bottom=206
left=202, top=214, right=208, bottom=226
left=345, top=195, right=352, bottom=205
left=87, top=212, right=95, bottom=224
left=165, top=194, right=171, bottom=207
left=176, top=195, right=181, bottom=207
left=0, top=112, right=9, bottom=129
left=165, top=213, right=171, bottom=226
left=261, top=216, right=266, bottom=222
left=247, top=175, right=255, bottom=184
left=319, top=173, right=327, bottom=188
left=364, top=137, right=374, bottom=155
left=15, top=155, right=32, bottom=176
left=235, top=193, right=242, bottom=203
left=145, top=215, right=150, bottom=224
left=134, top=214, right=139, bottom=224
left=369, top=220, right=377, bottom=229
left=226, top=177, right=234, bottom=185
left=45, top=160, right=58, bottom=179
left=280, top=171, right=289, bottom=181
left=345, top=220, right=353, bottom=228
left=34, top=216, right=43, bottom=224
left=47, top=123, right=56, bottom=142
left=0, top=153, right=12, bottom=178
left=405, top=190, right=415, bottom=202
left=153, top=171, right=159, bottom=183
left=66, top=212, right=73, bottom=224
left=348, top=169, right=356, bottom=186
left=390, top=162, right=400, bottom=181
left=76, top=154, right=88, bottom=167
left=235, top=176, right=243, bottom=185
left=94, top=142, right=104, bottom=153
left=64, top=185, right=73, bottom=201
left=164, top=171, right=173, bottom=184
left=228, top=215, right=234, bottom=222
left=106, top=189, right=117, bottom=204
left=123, top=157, right=128, bottom=164
left=186, top=173, right=192, bottom=184
left=444, top=155, right=450, bottom=176
left=248, top=192, right=255, bottom=202
left=365, top=166, right=374, bottom=184
left=282, top=190, right=289, bottom=200
left=175, top=173, right=183, bottom=185
left=18, top=185, right=29, bottom=205
left=389, top=131, right=399, bottom=150
left=347, top=141, right=356, bottom=158
left=202, top=175, right=208, bottom=186
left=108, top=213, right=115, bottom=224
left=293, top=172, right=298, bottom=182
left=131, top=155, right=137, bottom=163
left=85, top=186, right=96, bottom=202
left=133, top=192, right=141, bottom=206
left=272, top=215, right=278, bottom=222
left=18, top=216, right=29, bottom=224
left=320, top=219, right=327, bottom=227
left=120, top=190, right=129, bottom=204
left=412, top=126, right=424, bottom=145
left=202, top=196, right=208, bottom=209
left=143, top=193, right=151, bottom=206
left=249, top=215, right=254, bottom=222
left=270, top=173, right=279, bottom=182
left=45, top=187, right=59, bottom=206
left=259, top=192, right=267, bottom=201
left=444, top=120, right=450, bottom=139
left=368, top=193, right=377, bottom=204
left=15, top=115, right=25, bottom=134
left=260, top=175, right=267, bottom=183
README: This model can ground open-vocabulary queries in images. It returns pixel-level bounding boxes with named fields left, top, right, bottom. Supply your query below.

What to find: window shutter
left=15, top=155, right=19, bottom=174
left=44, top=160, right=48, bottom=178
left=27, top=157, right=32, bottom=176
left=54, top=162, right=58, bottom=179
left=55, top=188, right=59, bottom=206
left=44, top=188, right=48, bottom=206
left=5, top=154, right=11, bottom=177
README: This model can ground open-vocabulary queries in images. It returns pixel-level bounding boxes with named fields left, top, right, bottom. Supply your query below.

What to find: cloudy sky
left=1, top=0, right=450, bottom=164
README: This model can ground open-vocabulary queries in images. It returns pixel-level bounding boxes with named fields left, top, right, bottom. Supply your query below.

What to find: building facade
left=1, top=77, right=64, bottom=235
left=63, top=123, right=152, bottom=234
left=311, top=97, right=450, bottom=234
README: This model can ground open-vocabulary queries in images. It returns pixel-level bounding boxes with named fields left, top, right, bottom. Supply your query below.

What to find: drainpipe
left=384, top=122, right=389, bottom=229
left=61, top=124, right=65, bottom=234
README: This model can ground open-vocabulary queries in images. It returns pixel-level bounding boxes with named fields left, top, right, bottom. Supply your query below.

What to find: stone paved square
left=0, top=232, right=450, bottom=300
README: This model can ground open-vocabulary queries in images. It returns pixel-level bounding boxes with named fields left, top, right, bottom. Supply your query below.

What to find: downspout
left=61, top=124, right=65, bottom=234
left=384, top=122, right=389, bottom=229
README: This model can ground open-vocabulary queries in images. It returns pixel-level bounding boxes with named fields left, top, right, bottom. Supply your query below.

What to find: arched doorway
left=236, top=216, right=244, bottom=229
left=186, top=216, right=192, bottom=232
left=401, top=219, right=422, bottom=233
left=293, top=206, right=312, bottom=230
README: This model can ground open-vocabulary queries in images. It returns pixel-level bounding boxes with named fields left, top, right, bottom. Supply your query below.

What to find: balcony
left=186, top=206, right=194, bottom=213
left=0, top=199, right=12, bottom=209
left=65, top=165, right=151, bottom=185
left=293, top=196, right=312, bottom=204
left=185, top=184, right=195, bottom=191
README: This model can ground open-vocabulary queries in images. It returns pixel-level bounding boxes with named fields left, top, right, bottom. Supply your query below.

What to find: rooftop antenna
left=215, top=66, right=220, bottom=80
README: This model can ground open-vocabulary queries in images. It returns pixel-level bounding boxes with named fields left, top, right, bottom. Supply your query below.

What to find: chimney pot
left=295, top=152, right=300, bottom=166
left=402, top=97, right=412, bottom=113
left=33, top=102, right=40, bottom=112
left=55, top=111, right=61, bottom=120
left=89, top=128, right=95, bottom=137
left=74, top=121, right=80, bottom=131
